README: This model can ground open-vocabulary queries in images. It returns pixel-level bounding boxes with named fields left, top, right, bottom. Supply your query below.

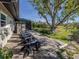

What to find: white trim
left=0, top=11, right=7, bottom=17
left=0, top=11, right=7, bottom=27
left=0, top=11, right=14, bottom=48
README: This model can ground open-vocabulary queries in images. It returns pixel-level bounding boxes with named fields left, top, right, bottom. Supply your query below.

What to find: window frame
left=0, top=11, right=7, bottom=27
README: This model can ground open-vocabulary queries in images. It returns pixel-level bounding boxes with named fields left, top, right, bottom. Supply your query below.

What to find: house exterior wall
left=0, top=3, right=15, bottom=48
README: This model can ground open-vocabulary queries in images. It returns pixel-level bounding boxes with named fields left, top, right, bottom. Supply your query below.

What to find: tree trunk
left=50, top=26, right=56, bottom=33
left=48, top=1, right=56, bottom=33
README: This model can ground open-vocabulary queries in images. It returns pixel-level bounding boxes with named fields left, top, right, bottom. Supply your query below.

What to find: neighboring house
left=0, top=0, right=19, bottom=48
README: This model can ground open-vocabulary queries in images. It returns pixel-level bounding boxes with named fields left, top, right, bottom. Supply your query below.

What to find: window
left=1, top=14, right=6, bottom=20
left=1, top=14, right=6, bottom=27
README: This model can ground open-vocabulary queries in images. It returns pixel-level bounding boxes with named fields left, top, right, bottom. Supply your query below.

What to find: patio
left=6, top=31, right=64, bottom=59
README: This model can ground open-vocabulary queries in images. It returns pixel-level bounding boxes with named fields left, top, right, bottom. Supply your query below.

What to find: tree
left=31, top=0, right=79, bottom=32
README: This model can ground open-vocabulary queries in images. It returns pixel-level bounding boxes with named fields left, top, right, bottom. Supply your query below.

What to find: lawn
left=33, top=26, right=78, bottom=43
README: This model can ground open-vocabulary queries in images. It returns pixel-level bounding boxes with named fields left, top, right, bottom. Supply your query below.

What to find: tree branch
left=56, top=6, right=79, bottom=26
left=53, top=0, right=66, bottom=19
left=43, top=16, right=51, bottom=27
left=53, top=0, right=66, bottom=17
left=55, top=0, right=66, bottom=9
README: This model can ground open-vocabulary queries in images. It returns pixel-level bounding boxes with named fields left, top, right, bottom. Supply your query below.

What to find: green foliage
left=48, top=26, right=70, bottom=43
left=32, top=21, right=48, bottom=28
left=32, top=20, right=79, bottom=43
left=0, top=47, right=13, bottom=59
left=69, top=30, right=79, bottom=42
left=65, top=0, right=79, bottom=13
left=32, top=21, right=51, bottom=35
left=34, top=28, right=51, bottom=35
left=32, top=0, right=79, bottom=31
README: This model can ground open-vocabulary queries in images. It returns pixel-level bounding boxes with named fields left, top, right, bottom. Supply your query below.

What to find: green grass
left=47, top=33, right=69, bottom=43
left=33, top=26, right=78, bottom=43
left=48, top=36, right=69, bottom=43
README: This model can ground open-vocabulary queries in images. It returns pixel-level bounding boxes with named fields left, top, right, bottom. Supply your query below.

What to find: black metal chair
left=20, top=40, right=41, bottom=58
left=19, top=31, right=42, bottom=58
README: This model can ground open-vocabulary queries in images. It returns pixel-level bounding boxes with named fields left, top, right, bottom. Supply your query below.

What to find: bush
left=34, top=28, right=51, bottom=35
left=0, top=47, right=13, bottom=59
left=69, top=30, right=79, bottom=42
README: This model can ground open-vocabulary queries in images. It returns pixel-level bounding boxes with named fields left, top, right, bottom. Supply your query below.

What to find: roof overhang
left=1, top=0, right=19, bottom=21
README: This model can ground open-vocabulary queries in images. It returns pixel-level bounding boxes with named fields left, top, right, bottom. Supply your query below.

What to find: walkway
left=6, top=34, right=24, bottom=59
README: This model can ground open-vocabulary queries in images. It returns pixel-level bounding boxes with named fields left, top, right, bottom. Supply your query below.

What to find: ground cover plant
left=0, top=47, right=13, bottom=59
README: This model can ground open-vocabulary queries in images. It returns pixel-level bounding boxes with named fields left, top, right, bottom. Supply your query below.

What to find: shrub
left=34, top=28, right=51, bottom=35
left=69, top=30, right=79, bottom=42
left=0, top=47, right=13, bottom=59
left=39, top=29, right=51, bottom=35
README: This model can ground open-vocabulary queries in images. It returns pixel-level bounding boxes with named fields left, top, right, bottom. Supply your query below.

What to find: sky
left=19, top=0, right=45, bottom=22
left=19, top=0, right=79, bottom=22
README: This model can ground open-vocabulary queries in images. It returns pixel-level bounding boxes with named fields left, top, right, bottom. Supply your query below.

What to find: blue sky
left=19, top=0, right=79, bottom=22
left=19, top=0, right=45, bottom=22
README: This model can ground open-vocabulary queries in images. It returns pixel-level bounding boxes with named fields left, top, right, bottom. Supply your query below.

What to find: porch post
left=14, top=22, right=17, bottom=33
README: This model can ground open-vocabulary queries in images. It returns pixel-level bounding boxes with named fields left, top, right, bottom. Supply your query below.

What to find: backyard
left=0, top=0, right=79, bottom=59
left=32, top=22, right=79, bottom=43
